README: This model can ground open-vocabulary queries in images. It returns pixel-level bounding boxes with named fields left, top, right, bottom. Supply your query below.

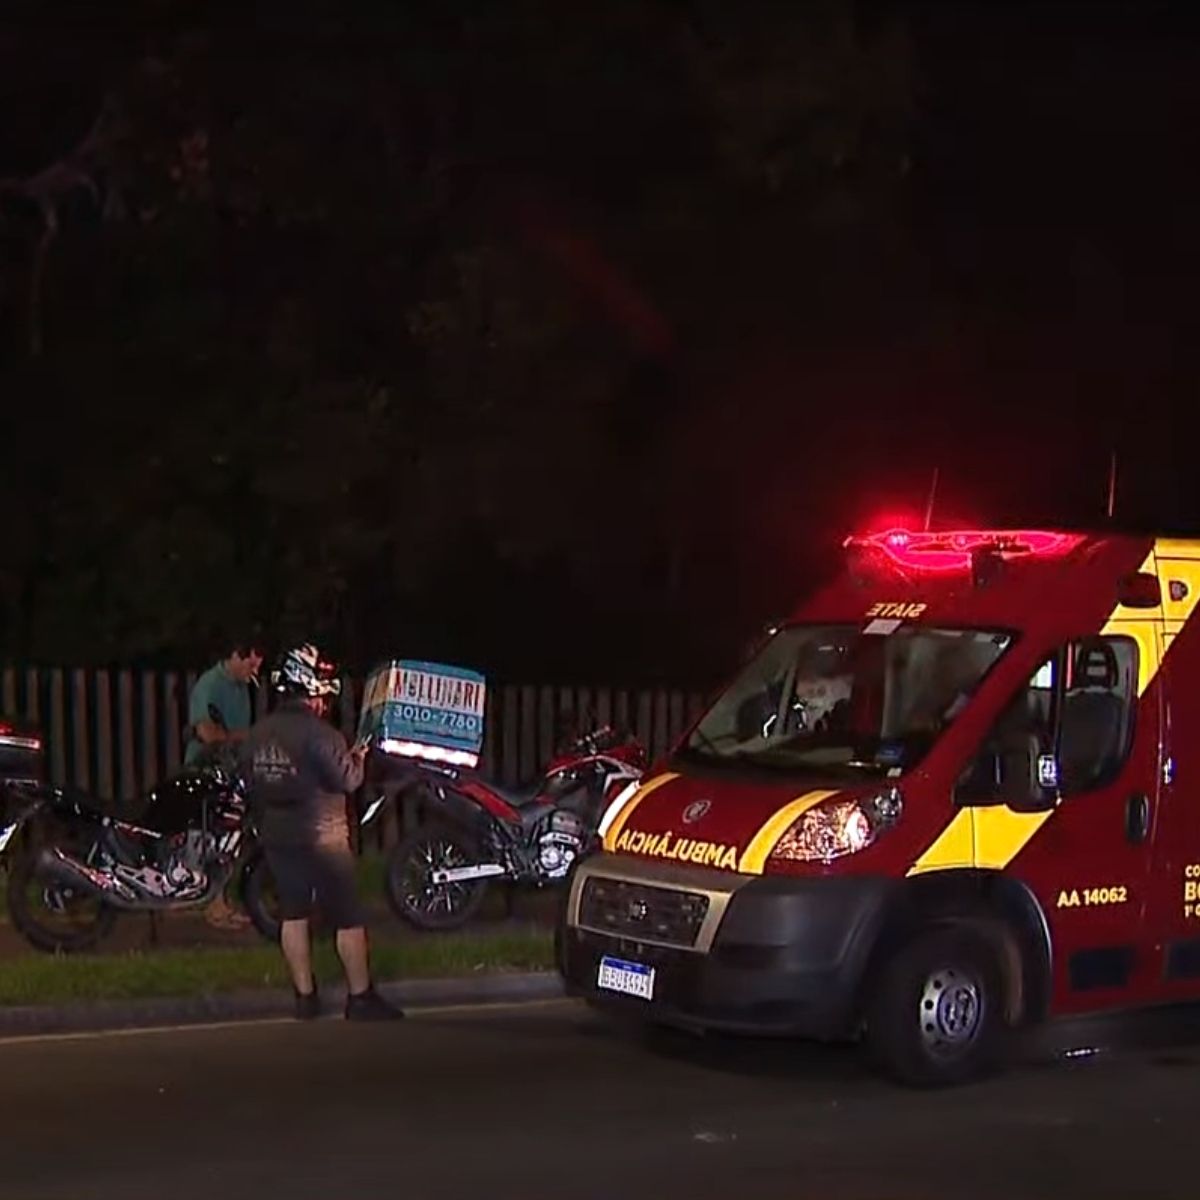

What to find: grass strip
left=355, top=850, right=388, bottom=899
left=0, top=928, right=554, bottom=1007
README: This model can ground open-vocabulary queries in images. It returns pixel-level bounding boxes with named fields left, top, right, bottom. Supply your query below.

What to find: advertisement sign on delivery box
left=357, top=660, right=487, bottom=768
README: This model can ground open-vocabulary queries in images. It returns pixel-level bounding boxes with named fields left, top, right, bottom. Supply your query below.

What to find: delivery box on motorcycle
left=558, top=524, right=1200, bottom=1086
left=358, top=659, right=488, bottom=771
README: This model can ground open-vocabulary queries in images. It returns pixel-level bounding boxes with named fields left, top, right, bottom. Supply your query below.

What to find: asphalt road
left=2, top=998, right=1199, bottom=1200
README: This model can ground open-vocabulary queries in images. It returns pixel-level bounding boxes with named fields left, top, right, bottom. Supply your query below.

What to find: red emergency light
left=844, top=527, right=1085, bottom=574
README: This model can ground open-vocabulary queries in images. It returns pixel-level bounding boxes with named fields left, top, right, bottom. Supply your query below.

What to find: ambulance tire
left=865, top=923, right=1007, bottom=1089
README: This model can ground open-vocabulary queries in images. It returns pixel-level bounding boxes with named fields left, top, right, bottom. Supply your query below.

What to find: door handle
left=1125, top=793, right=1150, bottom=845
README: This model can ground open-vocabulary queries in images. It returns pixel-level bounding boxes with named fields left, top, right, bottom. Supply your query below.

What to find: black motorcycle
left=0, top=727, right=279, bottom=954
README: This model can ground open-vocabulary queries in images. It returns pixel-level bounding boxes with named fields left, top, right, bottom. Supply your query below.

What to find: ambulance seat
left=1058, top=642, right=1125, bottom=792
left=951, top=684, right=1038, bottom=803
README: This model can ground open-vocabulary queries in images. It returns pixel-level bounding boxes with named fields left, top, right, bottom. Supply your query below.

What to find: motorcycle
left=0, top=709, right=278, bottom=954
left=379, top=723, right=646, bottom=931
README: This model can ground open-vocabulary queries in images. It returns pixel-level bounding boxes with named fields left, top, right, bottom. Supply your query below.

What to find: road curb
left=0, top=971, right=567, bottom=1039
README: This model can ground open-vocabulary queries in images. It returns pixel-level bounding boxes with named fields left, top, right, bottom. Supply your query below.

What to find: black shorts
left=264, top=843, right=366, bottom=931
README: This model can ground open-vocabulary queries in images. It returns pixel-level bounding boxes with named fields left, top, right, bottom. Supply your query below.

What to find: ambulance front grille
left=578, top=876, right=709, bottom=948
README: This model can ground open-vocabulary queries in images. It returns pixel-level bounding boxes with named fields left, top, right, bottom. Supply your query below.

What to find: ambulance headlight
left=769, top=788, right=903, bottom=864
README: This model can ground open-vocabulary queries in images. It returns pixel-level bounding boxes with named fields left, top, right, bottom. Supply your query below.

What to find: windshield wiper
left=748, top=745, right=889, bottom=774
left=845, top=758, right=890, bottom=773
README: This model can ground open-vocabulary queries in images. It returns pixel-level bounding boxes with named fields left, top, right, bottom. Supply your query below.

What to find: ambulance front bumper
left=556, top=853, right=893, bottom=1040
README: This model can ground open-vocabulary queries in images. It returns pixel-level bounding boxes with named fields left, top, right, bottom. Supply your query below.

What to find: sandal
left=204, top=903, right=252, bottom=931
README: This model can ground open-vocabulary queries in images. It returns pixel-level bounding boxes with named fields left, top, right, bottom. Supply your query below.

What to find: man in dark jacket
left=240, top=642, right=402, bottom=1021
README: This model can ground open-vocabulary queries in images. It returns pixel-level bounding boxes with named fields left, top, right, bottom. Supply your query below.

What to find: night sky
left=1, top=0, right=1198, bottom=683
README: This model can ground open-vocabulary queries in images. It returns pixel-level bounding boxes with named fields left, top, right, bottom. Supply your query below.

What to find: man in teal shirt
left=185, top=643, right=263, bottom=767
left=185, top=640, right=264, bottom=929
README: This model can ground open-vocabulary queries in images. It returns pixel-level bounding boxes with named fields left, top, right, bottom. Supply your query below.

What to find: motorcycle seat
left=76, top=788, right=160, bottom=830
left=72, top=789, right=113, bottom=815
left=39, top=783, right=114, bottom=818
left=487, top=781, right=549, bottom=810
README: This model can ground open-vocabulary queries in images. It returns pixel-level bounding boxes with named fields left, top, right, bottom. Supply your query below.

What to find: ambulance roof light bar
left=843, top=527, right=1086, bottom=574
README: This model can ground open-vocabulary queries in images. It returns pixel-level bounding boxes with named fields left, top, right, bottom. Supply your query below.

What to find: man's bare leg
left=280, top=918, right=315, bottom=993
left=336, top=926, right=404, bottom=1020
left=334, top=926, right=371, bottom=995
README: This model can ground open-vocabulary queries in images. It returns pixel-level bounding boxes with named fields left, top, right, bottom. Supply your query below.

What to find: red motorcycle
left=378, top=725, right=646, bottom=931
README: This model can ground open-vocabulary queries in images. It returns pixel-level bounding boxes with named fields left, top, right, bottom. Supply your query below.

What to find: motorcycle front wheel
left=385, top=822, right=491, bottom=932
left=5, top=847, right=118, bottom=954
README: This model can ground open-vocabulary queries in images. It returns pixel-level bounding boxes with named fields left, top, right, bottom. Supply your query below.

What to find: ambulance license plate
left=597, top=956, right=655, bottom=1001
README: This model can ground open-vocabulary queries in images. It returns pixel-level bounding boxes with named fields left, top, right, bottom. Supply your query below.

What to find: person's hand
left=349, top=741, right=368, bottom=764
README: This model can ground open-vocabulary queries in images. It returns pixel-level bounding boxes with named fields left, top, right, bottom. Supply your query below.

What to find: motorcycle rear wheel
left=385, top=823, right=491, bottom=932
left=6, top=847, right=118, bottom=954
left=238, top=850, right=284, bottom=944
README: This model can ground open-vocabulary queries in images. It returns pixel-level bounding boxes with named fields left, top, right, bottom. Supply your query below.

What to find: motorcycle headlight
left=769, top=788, right=903, bottom=864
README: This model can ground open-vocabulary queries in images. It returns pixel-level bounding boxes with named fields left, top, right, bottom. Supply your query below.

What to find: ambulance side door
left=1045, top=635, right=1159, bottom=1011
left=961, top=633, right=1157, bottom=1014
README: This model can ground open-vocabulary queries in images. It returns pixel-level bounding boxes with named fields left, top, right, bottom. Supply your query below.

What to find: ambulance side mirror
left=995, top=739, right=1056, bottom=811
left=955, top=736, right=1055, bottom=812
left=1116, top=571, right=1161, bottom=609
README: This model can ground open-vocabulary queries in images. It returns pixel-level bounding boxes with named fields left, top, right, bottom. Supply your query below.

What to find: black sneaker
left=294, top=981, right=321, bottom=1021
left=345, top=986, right=405, bottom=1021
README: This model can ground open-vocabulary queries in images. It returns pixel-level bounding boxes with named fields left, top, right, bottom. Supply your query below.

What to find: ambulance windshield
left=681, top=624, right=1013, bottom=778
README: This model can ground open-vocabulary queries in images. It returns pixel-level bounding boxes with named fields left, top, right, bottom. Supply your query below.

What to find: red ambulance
left=555, top=526, right=1200, bottom=1086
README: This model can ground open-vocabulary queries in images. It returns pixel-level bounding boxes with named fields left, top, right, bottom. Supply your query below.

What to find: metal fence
left=0, top=667, right=709, bottom=812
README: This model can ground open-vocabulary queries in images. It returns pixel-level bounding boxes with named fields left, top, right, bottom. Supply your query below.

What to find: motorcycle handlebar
left=571, top=724, right=644, bottom=755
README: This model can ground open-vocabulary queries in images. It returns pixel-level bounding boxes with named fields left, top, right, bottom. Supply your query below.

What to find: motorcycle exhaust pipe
left=35, top=847, right=142, bottom=907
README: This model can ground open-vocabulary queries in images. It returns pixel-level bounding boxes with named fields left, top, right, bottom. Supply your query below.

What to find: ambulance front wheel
left=865, top=923, right=1008, bottom=1089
